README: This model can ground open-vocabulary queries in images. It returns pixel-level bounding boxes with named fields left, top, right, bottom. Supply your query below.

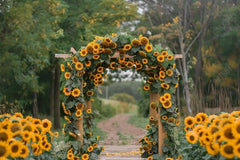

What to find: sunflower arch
left=61, top=33, right=180, bottom=159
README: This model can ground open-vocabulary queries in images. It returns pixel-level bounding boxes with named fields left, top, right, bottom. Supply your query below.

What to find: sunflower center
left=12, top=145, right=19, bottom=153
left=0, top=145, right=7, bottom=157
left=43, top=123, right=48, bottom=128
left=224, top=145, right=233, bottom=154
left=187, top=120, right=193, bottom=125
left=237, top=125, right=240, bottom=134
left=189, top=135, right=195, bottom=141
left=11, top=124, right=21, bottom=133
left=224, top=128, right=234, bottom=139
left=0, top=132, right=8, bottom=141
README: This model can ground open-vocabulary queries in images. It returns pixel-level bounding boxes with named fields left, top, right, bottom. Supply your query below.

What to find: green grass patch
left=92, top=118, right=107, bottom=141
left=128, top=113, right=149, bottom=129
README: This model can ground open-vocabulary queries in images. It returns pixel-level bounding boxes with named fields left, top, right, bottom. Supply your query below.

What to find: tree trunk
left=33, top=92, right=40, bottom=118
left=182, top=55, right=192, bottom=115
left=49, top=68, right=55, bottom=121
left=177, top=85, right=181, bottom=114
left=54, top=61, right=61, bottom=129
left=237, top=61, right=240, bottom=106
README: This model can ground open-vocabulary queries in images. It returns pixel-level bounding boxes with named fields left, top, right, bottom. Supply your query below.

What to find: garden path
left=98, top=114, right=146, bottom=159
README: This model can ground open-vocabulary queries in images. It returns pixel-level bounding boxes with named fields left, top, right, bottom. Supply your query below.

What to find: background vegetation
left=1, top=0, right=239, bottom=129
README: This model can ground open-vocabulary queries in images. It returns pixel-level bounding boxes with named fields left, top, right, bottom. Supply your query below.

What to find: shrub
left=109, top=93, right=136, bottom=104
left=92, top=97, right=116, bottom=119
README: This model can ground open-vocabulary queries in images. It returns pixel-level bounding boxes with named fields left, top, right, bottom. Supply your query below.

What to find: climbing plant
left=60, top=33, right=180, bottom=160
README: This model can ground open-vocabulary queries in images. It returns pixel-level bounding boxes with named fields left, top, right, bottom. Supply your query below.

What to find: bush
left=92, top=97, right=116, bottom=119
left=109, top=93, right=136, bottom=104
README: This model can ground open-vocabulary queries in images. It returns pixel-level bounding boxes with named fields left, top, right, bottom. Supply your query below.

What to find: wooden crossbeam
left=55, top=47, right=183, bottom=59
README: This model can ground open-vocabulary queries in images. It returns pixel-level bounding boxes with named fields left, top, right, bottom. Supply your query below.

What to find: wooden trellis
left=56, top=47, right=182, bottom=155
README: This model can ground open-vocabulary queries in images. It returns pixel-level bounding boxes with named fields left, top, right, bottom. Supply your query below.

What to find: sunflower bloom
left=157, top=55, right=164, bottom=62
left=145, top=44, right=153, bottom=52
left=82, top=153, right=89, bottom=160
left=80, top=49, right=88, bottom=57
left=75, top=62, right=83, bottom=70
left=72, top=88, right=81, bottom=97
left=186, top=131, right=198, bottom=144
left=140, top=37, right=149, bottom=45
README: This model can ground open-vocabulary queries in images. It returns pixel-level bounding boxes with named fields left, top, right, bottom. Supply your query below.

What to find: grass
left=92, top=118, right=107, bottom=141
left=128, top=113, right=149, bottom=129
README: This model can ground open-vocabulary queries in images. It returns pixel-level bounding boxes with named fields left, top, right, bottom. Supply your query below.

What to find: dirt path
left=97, top=114, right=146, bottom=145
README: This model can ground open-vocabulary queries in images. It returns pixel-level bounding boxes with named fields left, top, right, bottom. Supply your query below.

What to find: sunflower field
left=0, top=112, right=57, bottom=159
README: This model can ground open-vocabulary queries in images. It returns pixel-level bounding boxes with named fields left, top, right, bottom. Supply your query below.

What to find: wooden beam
left=55, top=51, right=183, bottom=60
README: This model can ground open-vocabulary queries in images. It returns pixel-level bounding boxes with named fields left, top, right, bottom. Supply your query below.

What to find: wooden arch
left=56, top=45, right=182, bottom=155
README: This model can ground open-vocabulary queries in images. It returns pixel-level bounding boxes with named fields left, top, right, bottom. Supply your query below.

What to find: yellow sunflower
left=220, top=143, right=235, bottom=159
left=162, top=100, right=172, bottom=109
left=139, top=51, right=147, bottom=57
left=19, top=145, right=29, bottom=158
left=147, top=156, right=153, bottom=160
left=93, top=49, right=99, bottom=54
left=131, top=39, right=140, bottom=46
left=87, top=109, right=92, bottom=114
left=221, top=124, right=235, bottom=141
left=140, top=37, right=149, bottom=45
left=97, top=66, right=104, bottom=73
left=44, top=142, right=51, bottom=151
left=159, top=96, right=166, bottom=104
left=153, top=52, right=159, bottom=56
left=161, top=83, right=169, bottom=90
left=145, top=44, right=153, bottom=52
left=80, top=49, right=88, bottom=57
left=22, top=130, right=32, bottom=142
left=93, top=43, right=100, bottom=50
left=233, top=119, right=240, bottom=136
left=164, top=93, right=171, bottom=100
left=72, top=88, right=81, bottom=97
left=142, top=58, right=148, bottom=64
left=86, top=91, right=94, bottom=97
left=167, top=117, right=176, bottom=123
left=234, top=144, right=240, bottom=158
left=63, top=88, right=71, bottom=96
left=159, top=71, right=165, bottom=78
left=75, top=62, right=83, bottom=70
left=167, top=55, right=173, bottom=60
left=9, top=122, right=21, bottom=134
left=75, top=109, right=82, bottom=117
left=161, top=51, right=168, bottom=57
left=10, top=140, right=22, bottom=158
left=86, top=45, right=94, bottom=53
left=64, top=72, right=71, bottom=79
left=60, top=64, right=65, bottom=72
left=110, top=62, right=116, bottom=69
left=104, top=48, right=113, bottom=55
left=0, top=141, right=9, bottom=159
left=206, top=143, right=219, bottom=156
left=166, top=69, right=173, bottom=76
left=42, top=119, right=52, bottom=132
left=73, top=156, right=79, bottom=160
left=67, top=152, right=74, bottom=160
left=143, top=85, right=150, bottom=91
left=184, top=116, right=195, bottom=128
left=126, top=61, right=134, bottom=68
left=82, top=153, right=89, bottom=160
left=87, top=146, right=93, bottom=152
left=123, top=44, right=132, bottom=51
left=72, top=56, right=78, bottom=63
left=186, top=131, right=198, bottom=144
left=146, top=125, right=150, bottom=129
left=157, top=55, right=164, bottom=62
left=109, top=42, right=117, bottom=49
left=162, top=115, right=168, bottom=121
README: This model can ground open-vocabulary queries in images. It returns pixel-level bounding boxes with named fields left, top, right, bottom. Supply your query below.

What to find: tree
left=0, top=0, right=66, bottom=117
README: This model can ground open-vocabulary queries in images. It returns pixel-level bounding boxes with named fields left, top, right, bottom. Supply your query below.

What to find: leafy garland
left=60, top=33, right=180, bottom=160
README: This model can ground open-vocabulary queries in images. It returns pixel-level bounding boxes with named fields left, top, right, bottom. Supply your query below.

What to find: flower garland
left=61, top=33, right=180, bottom=159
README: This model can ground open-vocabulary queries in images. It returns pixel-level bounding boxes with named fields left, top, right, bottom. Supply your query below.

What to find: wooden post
left=149, top=92, right=167, bottom=155
left=76, top=81, right=84, bottom=146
